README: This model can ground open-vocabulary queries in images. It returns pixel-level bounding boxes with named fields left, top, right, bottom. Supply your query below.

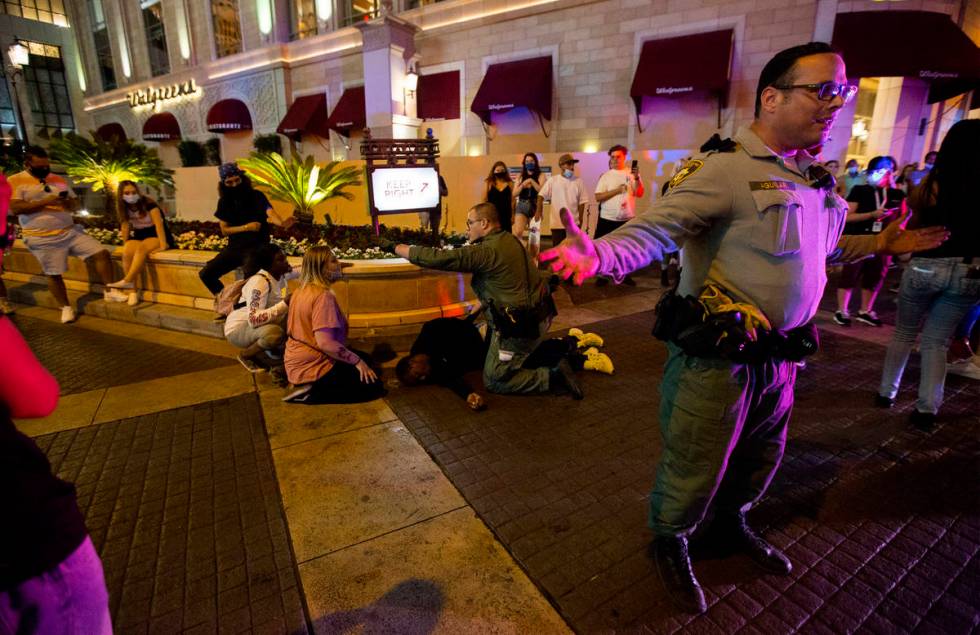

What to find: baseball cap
left=558, top=153, right=579, bottom=165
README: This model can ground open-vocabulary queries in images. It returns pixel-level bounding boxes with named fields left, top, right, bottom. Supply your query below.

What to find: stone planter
left=3, top=241, right=477, bottom=339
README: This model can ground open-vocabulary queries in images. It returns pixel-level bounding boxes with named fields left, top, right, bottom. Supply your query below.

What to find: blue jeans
left=878, top=257, right=980, bottom=414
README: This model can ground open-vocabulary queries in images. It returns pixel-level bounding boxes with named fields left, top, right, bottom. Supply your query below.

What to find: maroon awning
left=95, top=122, right=127, bottom=142
left=277, top=93, right=329, bottom=140
left=206, top=99, right=253, bottom=133
left=630, top=29, right=733, bottom=116
left=142, top=112, right=181, bottom=141
left=418, top=70, right=460, bottom=120
left=832, top=11, right=980, bottom=83
left=471, top=56, right=552, bottom=125
left=927, top=79, right=980, bottom=104
left=326, top=86, right=365, bottom=137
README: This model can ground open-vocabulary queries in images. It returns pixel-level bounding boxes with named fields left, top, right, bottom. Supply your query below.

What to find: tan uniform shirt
left=594, top=125, right=877, bottom=331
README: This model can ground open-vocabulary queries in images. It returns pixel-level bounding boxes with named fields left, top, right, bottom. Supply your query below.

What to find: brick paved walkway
left=386, top=312, right=980, bottom=633
left=35, top=394, right=307, bottom=634
left=9, top=314, right=235, bottom=395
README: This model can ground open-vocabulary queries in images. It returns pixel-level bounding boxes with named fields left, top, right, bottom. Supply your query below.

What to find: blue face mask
left=563, top=169, right=574, bottom=179
left=524, top=162, right=535, bottom=170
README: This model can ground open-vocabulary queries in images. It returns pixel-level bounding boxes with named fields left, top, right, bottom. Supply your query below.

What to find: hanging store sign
left=127, top=79, right=199, bottom=109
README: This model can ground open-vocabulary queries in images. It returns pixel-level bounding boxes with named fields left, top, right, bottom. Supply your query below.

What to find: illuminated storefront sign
left=370, top=167, right=440, bottom=212
left=655, top=86, right=694, bottom=95
left=127, top=79, right=199, bottom=109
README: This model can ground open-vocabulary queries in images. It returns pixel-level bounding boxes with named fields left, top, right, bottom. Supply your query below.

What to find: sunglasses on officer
left=773, top=81, right=858, bottom=103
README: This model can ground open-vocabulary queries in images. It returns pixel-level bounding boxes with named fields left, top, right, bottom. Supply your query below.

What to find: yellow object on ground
left=569, top=327, right=604, bottom=349
left=582, top=346, right=615, bottom=374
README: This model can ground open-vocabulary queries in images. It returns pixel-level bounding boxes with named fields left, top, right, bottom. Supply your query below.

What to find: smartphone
left=631, top=160, right=639, bottom=174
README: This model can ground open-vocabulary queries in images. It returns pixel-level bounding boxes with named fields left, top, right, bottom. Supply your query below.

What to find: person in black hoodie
left=396, top=314, right=490, bottom=410
left=198, top=162, right=295, bottom=304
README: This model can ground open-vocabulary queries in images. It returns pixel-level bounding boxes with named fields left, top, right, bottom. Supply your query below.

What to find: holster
left=488, top=294, right=557, bottom=340
left=652, top=287, right=819, bottom=363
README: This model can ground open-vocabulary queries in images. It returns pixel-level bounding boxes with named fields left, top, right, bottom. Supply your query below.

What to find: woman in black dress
left=484, top=161, right=513, bottom=233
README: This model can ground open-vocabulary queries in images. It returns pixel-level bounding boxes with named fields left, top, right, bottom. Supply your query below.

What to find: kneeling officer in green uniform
left=541, top=42, right=948, bottom=613
left=390, top=202, right=582, bottom=398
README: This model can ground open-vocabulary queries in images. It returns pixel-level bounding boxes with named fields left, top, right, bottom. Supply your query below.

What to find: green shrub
left=204, top=138, right=221, bottom=165
left=177, top=140, right=206, bottom=167
left=253, top=134, right=283, bottom=155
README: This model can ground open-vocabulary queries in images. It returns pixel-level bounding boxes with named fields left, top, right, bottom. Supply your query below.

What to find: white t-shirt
left=224, top=270, right=286, bottom=335
left=595, top=169, right=642, bottom=222
left=9, top=170, right=77, bottom=233
left=540, top=174, right=589, bottom=227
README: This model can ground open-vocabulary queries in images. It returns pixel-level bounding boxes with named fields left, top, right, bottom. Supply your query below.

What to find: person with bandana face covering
left=9, top=146, right=115, bottom=324
left=198, top=163, right=294, bottom=312
left=282, top=245, right=385, bottom=404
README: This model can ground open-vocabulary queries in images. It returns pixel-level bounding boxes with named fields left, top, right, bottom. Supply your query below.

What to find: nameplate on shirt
left=749, top=181, right=796, bottom=191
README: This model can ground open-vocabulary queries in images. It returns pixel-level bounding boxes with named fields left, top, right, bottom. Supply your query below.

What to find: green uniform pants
left=483, top=324, right=551, bottom=394
left=649, top=342, right=796, bottom=537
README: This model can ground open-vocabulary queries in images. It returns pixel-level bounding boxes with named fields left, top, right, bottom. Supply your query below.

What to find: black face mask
left=29, top=166, right=51, bottom=180
left=494, top=171, right=506, bottom=179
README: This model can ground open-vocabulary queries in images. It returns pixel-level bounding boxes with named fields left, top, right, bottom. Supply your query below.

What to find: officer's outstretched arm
left=591, top=158, right=733, bottom=282
left=407, top=242, right=493, bottom=273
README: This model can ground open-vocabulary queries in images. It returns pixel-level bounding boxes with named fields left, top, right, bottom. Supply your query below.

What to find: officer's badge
left=668, top=160, right=703, bottom=189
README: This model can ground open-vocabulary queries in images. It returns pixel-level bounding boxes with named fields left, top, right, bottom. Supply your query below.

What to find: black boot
left=551, top=358, right=584, bottom=399
left=715, top=513, right=792, bottom=575
left=649, top=536, right=706, bottom=614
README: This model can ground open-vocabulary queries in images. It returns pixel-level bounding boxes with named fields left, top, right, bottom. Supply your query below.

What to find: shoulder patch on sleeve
left=668, top=159, right=704, bottom=189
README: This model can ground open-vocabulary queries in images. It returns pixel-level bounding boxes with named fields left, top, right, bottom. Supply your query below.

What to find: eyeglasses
left=773, top=81, right=858, bottom=103
left=465, top=217, right=484, bottom=227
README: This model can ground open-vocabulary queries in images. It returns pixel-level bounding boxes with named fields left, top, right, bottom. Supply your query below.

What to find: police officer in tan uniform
left=541, top=43, right=948, bottom=613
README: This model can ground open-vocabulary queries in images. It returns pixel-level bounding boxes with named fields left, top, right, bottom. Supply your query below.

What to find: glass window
left=340, top=0, right=377, bottom=27
left=407, top=0, right=444, bottom=7
left=87, top=0, right=105, bottom=27
left=0, top=0, right=69, bottom=26
left=211, top=0, right=243, bottom=58
left=0, top=72, right=17, bottom=138
left=141, top=0, right=170, bottom=76
left=92, top=26, right=116, bottom=91
left=847, top=78, right=879, bottom=163
left=20, top=41, right=75, bottom=137
left=291, top=0, right=317, bottom=41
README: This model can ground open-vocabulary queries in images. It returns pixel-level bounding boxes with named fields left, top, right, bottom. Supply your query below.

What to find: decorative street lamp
left=5, top=41, right=30, bottom=146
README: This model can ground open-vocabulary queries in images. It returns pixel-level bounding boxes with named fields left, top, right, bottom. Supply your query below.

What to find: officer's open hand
left=875, top=209, right=949, bottom=255
left=539, top=207, right=600, bottom=286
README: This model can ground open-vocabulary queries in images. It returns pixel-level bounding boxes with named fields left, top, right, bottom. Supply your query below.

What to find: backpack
left=214, top=279, right=248, bottom=317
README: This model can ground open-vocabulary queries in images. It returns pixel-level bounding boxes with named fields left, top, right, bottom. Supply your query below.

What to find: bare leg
left=120, top=240, right=138, bottom=282
left=47, top=274, right=70, bottom=306
left=512, top=214, right=528, bottom=244
left=860, top=288, right=880, bottom=314
left=123, top=238, right=160, bottom=284
left=836, top=288, right=852, bottom=314
left=89, top=250, right=114, bottom=285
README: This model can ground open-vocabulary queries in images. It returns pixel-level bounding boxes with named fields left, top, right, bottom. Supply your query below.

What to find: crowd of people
left=0, top=39, right=977, bottom=630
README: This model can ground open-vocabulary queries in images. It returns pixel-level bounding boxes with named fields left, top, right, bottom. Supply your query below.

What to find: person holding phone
left=834, top=155, right=906, bottom=327
left=594, top=145, right=644, bottom=286
left=8, top=146, right=115, bottom=324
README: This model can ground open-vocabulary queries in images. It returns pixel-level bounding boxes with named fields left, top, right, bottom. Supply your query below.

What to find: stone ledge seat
left=3, top=241, right=477, bottom=343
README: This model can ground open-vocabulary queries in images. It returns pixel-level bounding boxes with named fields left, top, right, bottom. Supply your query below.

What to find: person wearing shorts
left=9, top=146, right=114, bottom=323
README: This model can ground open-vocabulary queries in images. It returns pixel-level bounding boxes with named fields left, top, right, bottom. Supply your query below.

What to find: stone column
left=866, top=77, right=930, bottom=163
left=355, top=15, right=421, bottom=139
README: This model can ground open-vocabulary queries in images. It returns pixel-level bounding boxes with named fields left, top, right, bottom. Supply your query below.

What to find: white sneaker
left=0, top=298, right=14, bottom=315
left=127, top=291, right=139, bottom=306
left=104, top=289, right=129, bottom=303
left=947, top=360, right=980, bottom=381
left=60, top=305, right=76, bottom=323
left=106, top=280, right=134, bottom=289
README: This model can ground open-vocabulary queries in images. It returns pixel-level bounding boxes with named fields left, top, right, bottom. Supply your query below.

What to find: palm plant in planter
left=237, top=152, right=361, bottom=226
left=48, top=132, right=174, bottom=211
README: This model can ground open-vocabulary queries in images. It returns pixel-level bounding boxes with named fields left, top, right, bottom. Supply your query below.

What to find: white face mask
left=123, top=193, right=140, bottom=204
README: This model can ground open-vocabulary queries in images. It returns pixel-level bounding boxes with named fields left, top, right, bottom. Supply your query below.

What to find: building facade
left=5, top=0, right=978, bottom=175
